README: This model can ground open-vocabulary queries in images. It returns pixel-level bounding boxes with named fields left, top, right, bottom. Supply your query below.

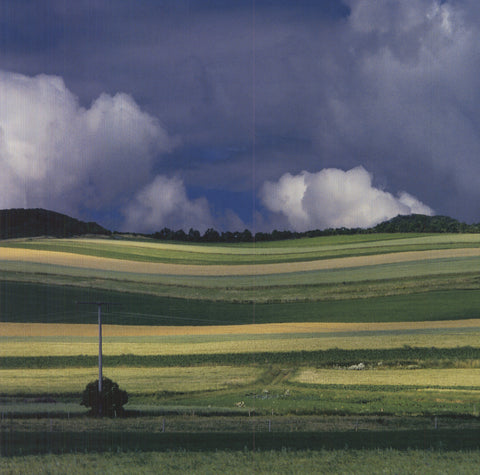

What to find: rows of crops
left=2, top=233, right=480, bottom=265
left=2, top=235, right=480, bottom=308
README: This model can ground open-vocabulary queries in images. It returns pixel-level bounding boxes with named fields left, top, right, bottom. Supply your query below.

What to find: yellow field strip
left=2, top=247, right=480, bottom=276
left=0, top=367, right=259, bottom=394
left=1, top=319, right=480, bottom=337
left=293, top=368, right=480, bottom=388
left=3, top=332, right=480, bottom=356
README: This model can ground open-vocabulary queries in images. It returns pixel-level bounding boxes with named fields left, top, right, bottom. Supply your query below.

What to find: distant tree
left=188, top=228, right=201, bottom=242
left=271, top=229, right=295, bottom=241
left=203, top=228, right=220, bottom=242
left=239, top=229, right=253, bottom=242
left=221, top=231, right=235, bottom=242
left=254, top=232, right=268, bottom=242
left=173, top=229, right=187, bottom=241
left=154, top=227, right=174, bottom=240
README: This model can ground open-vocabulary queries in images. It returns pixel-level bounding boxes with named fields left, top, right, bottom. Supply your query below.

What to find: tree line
left=149, top=225, right=377, bottom=243
left=144, top=214, right=480, bottom=244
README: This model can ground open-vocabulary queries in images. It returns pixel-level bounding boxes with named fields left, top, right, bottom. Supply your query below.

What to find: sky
left=1, top=0, right=479, bottom=233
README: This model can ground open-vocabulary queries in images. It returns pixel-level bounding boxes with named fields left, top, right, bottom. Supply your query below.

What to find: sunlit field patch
left=0, top=366, right=259, bottom=395
left=292, top=368, right=480, bottom=387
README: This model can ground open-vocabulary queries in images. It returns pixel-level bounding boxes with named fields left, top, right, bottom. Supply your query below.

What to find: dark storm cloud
left=326, top=0, right=480, bottom=222
left=0, top=71, right=175, bottom=213
left=1, top=1, right=480, bottom=231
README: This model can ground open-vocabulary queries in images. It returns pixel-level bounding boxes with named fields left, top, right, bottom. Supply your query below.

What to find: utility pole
left=76, top=302, right=120, bottom=413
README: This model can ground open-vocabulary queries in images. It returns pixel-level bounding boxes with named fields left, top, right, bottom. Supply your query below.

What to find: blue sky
left=1, top=0, right=479, bottom=232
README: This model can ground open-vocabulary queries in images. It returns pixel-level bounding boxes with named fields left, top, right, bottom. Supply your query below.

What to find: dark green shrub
left=81, top=377, right=128, bottom=417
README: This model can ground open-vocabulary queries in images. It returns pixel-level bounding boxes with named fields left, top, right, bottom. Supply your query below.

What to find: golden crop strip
left=2, top=319, right=480, bottom=337
left=3, top=332, right=480, bottom=357
left=293, top=368, right=480, bottom=388
left=0, top=366, right=259, bottom=394
left=2, top=247, right=480, bottom=276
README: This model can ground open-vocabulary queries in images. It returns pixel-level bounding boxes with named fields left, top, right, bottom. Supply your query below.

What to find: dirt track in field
left=1, top=247, right=480, bottom=276
left=2, top=319, right=479, bottom=337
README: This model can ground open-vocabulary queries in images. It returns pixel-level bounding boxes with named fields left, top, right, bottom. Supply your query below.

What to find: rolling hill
left=0, top=208, right=110, bottom=239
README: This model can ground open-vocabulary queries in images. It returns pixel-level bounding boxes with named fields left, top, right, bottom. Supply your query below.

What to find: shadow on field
left=2, top=429, right=480, bottom=456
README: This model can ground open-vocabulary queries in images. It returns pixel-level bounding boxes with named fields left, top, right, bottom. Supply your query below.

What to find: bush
left=81, top=377, right=128, bottom=417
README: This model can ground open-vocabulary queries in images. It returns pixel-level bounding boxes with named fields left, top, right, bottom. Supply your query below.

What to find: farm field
left=4, top=233, right=480, bottom=265
left=2, top=234, right=480, bottom=470
left=3, top=235, right=480, bottom=306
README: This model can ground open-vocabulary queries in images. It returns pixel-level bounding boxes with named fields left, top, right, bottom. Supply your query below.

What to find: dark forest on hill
left=0, top=209, right=110, bottom=239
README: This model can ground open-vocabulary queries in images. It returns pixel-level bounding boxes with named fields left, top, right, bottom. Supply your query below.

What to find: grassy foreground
left=3, top=449, right=480, bottom=474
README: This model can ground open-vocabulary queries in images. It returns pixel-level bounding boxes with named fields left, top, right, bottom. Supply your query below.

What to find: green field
left=2, top=234, right=480, bottom=470
left=3, top=280, right=480, bottom=326
left=4, top=446, right=480, bottom=473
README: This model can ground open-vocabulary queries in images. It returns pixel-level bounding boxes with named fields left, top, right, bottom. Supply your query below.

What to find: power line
left=5, top=309, right=231, bottom=326
left=115, top=311, right=233, bottom=325
left=3, top=310, right=81, bottom=323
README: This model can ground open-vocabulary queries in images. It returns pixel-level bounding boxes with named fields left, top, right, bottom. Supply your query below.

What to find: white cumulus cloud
left=260, top=166, right=434, bottom=231
left=0, top=70, right=174, bottom=214
left=122, top=175, right=215, bottom=233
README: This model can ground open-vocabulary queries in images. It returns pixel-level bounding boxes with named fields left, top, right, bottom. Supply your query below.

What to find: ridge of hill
left=372, top=214, right=479, bottom=233
left=0, top=208, right=110, bottom=239
left=1, top=208, right=479, bottom=241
